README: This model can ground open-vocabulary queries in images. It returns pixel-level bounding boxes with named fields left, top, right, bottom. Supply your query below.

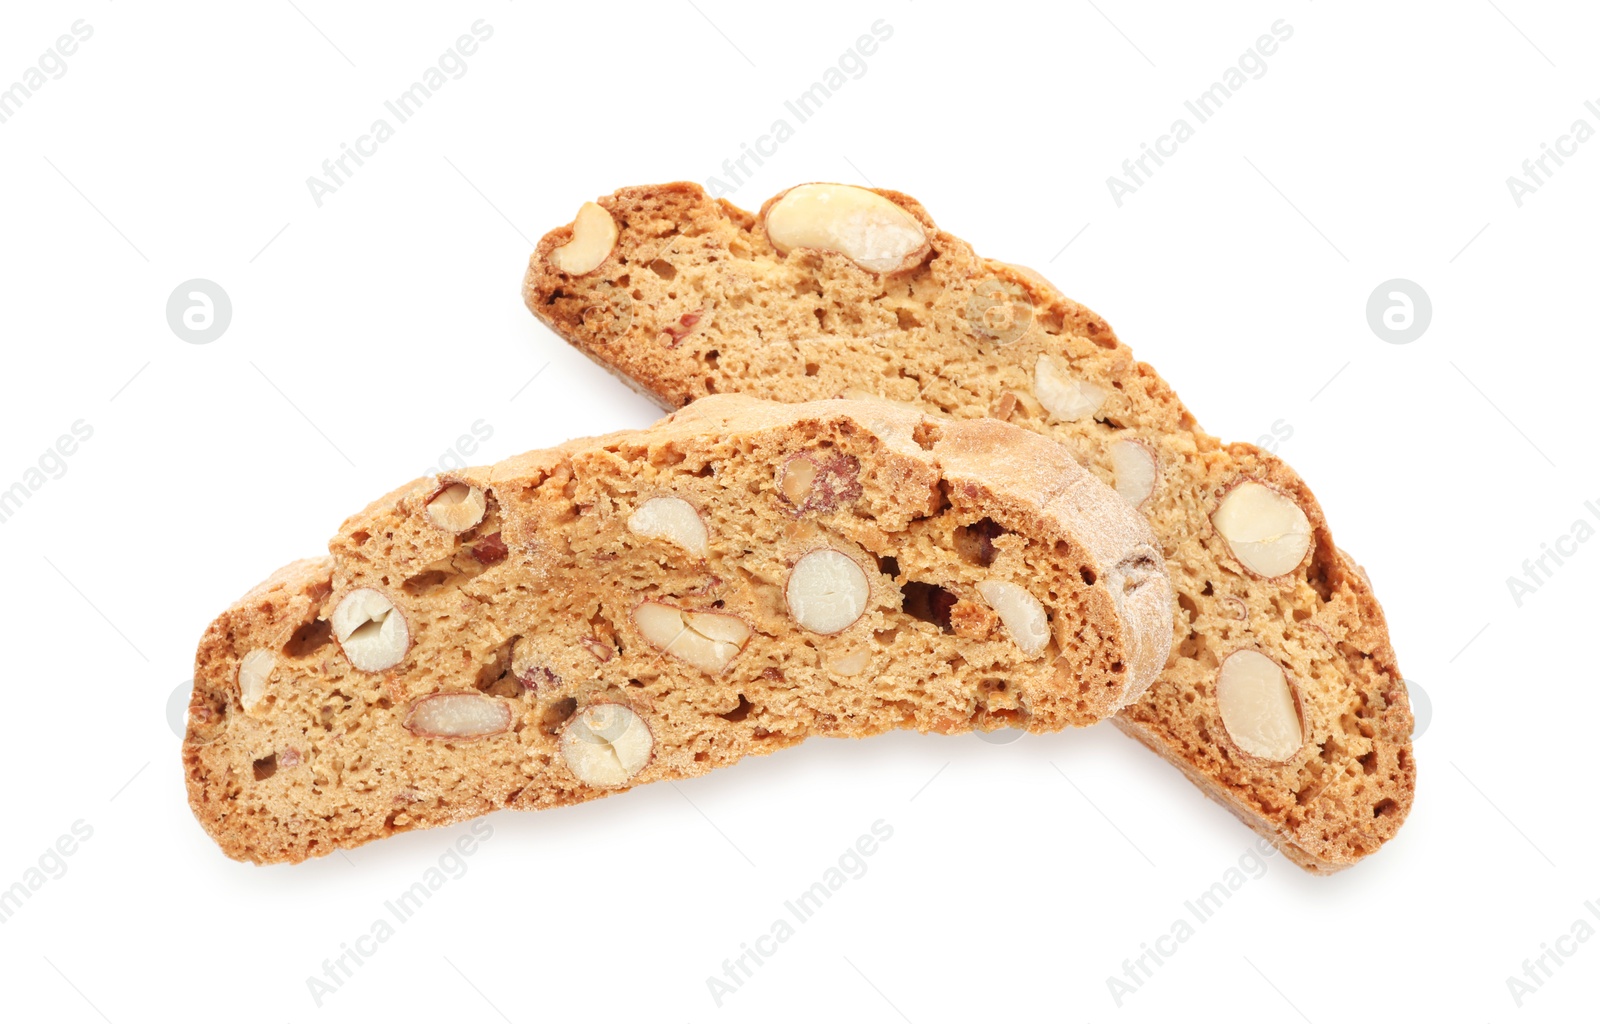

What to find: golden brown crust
left=184, top=396, right=1170, bottom=863
left=523, top=183, right=1416, bottom=872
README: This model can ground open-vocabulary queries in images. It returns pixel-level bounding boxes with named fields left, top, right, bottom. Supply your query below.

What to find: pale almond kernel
left=1212, top=481, right=1312, bottom=578
left=764, top=183, right=929, bottom=274
left=825, top=648, right=873, bottom=676
left=632, top=601, right=750, bottom=674
left=560, top=703, right=653, bottom=787
left=238, top=649, right=276, bottom=713
left=786, top=549, right=870, bottom=635
left=627, top=496, right=709, bottom=558
left=777, top=456, right=818, bottom=504
left=976, top=580, right=1050, bottom=658
left=332, top=589, right=410, bottom=672
left=1216, top=649, right=1303, bottom=761
left=1108, top=439, right=1158, bottom=507
left=404, top=693, right=512, bottom=740
left=1034, top=354, right=1108, bottom=422
left=550, top=202, right=618, bottom=275
left=426, top=482, right=487, bottom=533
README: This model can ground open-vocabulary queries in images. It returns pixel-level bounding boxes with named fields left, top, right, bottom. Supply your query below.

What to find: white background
left=0, top=1, right=1595, bottom=1020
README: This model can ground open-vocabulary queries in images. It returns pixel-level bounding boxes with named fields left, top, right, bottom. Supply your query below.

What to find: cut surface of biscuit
left=185, top=396, right=1170, bottom=863
left=525, top=183, right=1416, bottom=873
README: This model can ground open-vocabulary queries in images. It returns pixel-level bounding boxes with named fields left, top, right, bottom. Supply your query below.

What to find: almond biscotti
left=184, top=396, right=1171, bottom=863
left=523, top=183, right=1417, bottom=873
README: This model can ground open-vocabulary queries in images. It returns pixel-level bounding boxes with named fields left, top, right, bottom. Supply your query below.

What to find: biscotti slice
left=523, top=183, right=1416, bottom=873
left=184, top=395, right=1171, bottom=864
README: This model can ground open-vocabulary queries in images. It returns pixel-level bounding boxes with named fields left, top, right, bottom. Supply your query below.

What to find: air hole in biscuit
left=877, top=555, right=901, bottom=579
left=284, top=618, right=333, bottom=658
left=1359, top=750, right=1379, bottom=775
left=719, top=695, right=754, bottom=722
left=954, top=518, right=1005, bottom=567
left=1373, top=798, right=1399, bottom=818
left=1080, top=566, right=1097, bottom=586
left=253, top=754, right=278, bottom=781
left=705, top=350, right=719, bottom=368
left=475, top=638, right=525, bottom=698
left=540, top=697, right=578, bottom=735
left=895, top=308, right=922, bottom=329
left=1176, top=593, right=1199, bottom=625
left=650, top=259, right=676, bottom=280
left=350, top=530, right=371, bottom=546
left=651, top=446, right=687, bottom=467
left=805, top=362, right=820, bottom=376
left=902, top=581, right=956, bottom=633
left=1307, top=555, right=1336, bottom=603
left=403, top=570, right=453, bottom=596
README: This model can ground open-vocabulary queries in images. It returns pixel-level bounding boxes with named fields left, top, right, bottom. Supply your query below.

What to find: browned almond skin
left=524, top=183, right=1414, bottom=873
left=185, top=397, right=1170, bottom=864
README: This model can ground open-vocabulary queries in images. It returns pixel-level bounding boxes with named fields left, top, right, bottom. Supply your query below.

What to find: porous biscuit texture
left=185, top=396, right=1170, bottom=863
left=524, top=183, right=1416, bottom=873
